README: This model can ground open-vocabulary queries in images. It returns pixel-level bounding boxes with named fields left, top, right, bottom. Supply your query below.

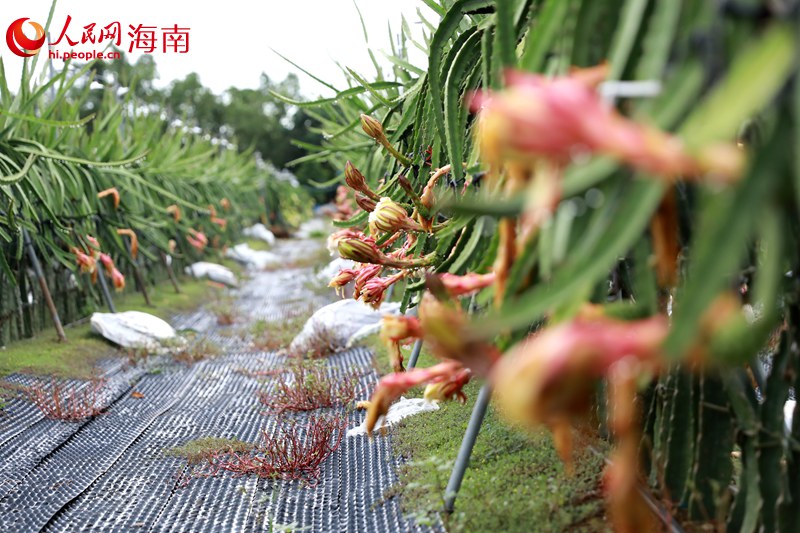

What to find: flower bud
left=369, top=197, right=423, bottom=235
left=338, top=238, right=384, bottom=264
left=381, top=315, right=423, bottom=341
left=328, top=268, right=358, bottom=295
left=72, top=248, right=96, bottom=274
left=166, top=205, right=181, bottom=222
left=438, top=272, right=496, bottom=297
left=360, top=114, right=386, bottom=144
left=99, top=253, right=115, bottom=276
left=355, top=193, right=377, bottom=212
left=354, top=264, right=383, bottom=299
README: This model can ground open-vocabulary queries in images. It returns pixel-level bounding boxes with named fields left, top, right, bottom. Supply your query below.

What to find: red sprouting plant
left=179, top=415, right=345, bottom=487
left=258, top=362, right=359, bottom=414
left=24, top=379, right=106, bottom=422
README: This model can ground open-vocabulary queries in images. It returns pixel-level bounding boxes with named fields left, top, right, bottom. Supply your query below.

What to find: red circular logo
left=6, top=18, right=45, bottom=57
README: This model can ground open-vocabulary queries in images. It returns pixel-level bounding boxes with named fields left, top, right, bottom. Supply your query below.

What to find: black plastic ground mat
left=0, top=239, right=443, bottom=532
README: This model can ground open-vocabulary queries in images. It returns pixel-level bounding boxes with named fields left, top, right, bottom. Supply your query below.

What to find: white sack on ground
left=185, top=262, right=238, bottom=287
left=785, top=399, right=796, bottom=435
left=91, top=311, right=178, bottom=350
left=347, top=397, right=440, bottom=437
left=242, top=223, right=276, bottom=245
left=295, top=218, right=329, bottom=239
left=289, top=299, right=400, bottom=353
left=317, top=257, right=356, bottom=283
left=225, top=243, right=281, bottom=270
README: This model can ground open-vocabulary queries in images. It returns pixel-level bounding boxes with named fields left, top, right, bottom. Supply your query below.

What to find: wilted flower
left=208, top=204, right=217, bottom=217
left=368, top=197, right=423, bottom=235
left=360, top=272, right=406, bottom=309
left=211, top=216, right=227, bottom=229
left=423, top=367, right=471, bottom=403
left=221, top=198, right=231, bottom=210
left=469, top=69, right=743, bottom=181
left=380, top=315, right=424, bottom=372
left=116, top=229, right=139, bottom=259
left=110, top=268, right=125, bottom=292
left=85, top=235, right=101, bottom=255
left=492, top=315, right=668, bottom=466
left=98, top=253, right=115, bottom=276
left=418, top=292, right=499, bottom=376
left=97, top=187, right=120, bottom=209
left=438, top=272, right=496, bottom=297
left=366, top=361, right=466, bottom=434
left=166, top=204, right=181, bottom=222
left=71, top=247, right=96, bottom=274
left=353, top=264, right=383, bottom=299
left=328, top=268, right=358, bottom=295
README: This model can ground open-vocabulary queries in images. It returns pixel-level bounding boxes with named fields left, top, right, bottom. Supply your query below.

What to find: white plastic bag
left=90, top=311, right=178, bottom=350
left=185, top=262, right=238, bottom=287
left=242, top=223, right=276, bottom=245
left=225, top=243, right=281, bottom=270
left=289, top=299, right=400, bottom=353
left=347, top=397, right=439, bottom=437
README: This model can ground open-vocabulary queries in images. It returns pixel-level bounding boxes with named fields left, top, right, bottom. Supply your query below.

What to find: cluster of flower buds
left=71, top=236, right=126, bottom=291
left=71, top=247, right=96, bottom=274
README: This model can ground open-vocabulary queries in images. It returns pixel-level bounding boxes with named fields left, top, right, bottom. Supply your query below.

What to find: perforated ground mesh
left=0, top=239, right=443, bottom=532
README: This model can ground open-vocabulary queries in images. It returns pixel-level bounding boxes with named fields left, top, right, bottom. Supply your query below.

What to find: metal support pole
left=407, top=339, right=423, bottom=369
left=443, top=382, right=492, bottom=513
left=23, top=229, right=67, bottom=342
left=125, top=240, right=152, bottom=306
left=161, top=252, right=181, bottom=293
left=96, top=266, right=117, bottom=313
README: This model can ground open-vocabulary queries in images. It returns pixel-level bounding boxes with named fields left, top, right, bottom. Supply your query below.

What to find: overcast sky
left=1, top=0, right=431, bottom=96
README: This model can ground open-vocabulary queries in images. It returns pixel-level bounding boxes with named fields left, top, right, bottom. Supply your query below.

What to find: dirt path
left=0, top=239, right=438, bottom=532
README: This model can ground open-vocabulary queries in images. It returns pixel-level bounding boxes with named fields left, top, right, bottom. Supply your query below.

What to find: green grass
left=244, top=238, right=274, bottom=252
left=0, top=275, right=218, bottom=379
left=365, top=336, right=608, bottom=532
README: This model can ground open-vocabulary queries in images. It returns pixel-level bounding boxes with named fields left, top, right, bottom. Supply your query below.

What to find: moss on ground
left=244, top=238, right=273, bottom=252
left=0, top=276, right=217, bottom=379
left=365, top=336, right=609, bottom=532
left=165, top=436, right=252, bottom=464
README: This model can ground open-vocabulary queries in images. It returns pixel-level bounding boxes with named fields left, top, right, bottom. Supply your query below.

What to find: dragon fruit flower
left=469, top=69, right=743, bottom=182
left=368, top=197, right=424, bottom=235
left=345, top=161, right=381, bottom=201
left=423, top=367, right=471, bottom=403
left=116, top=229, right=139, bottom=259
left=338, top=237, right=385, bottom=264
left=366, top=361, right=466, bottom=434
left=328, top=268, right=358, bottom=295
left=439, top=272, right=496, bottom=297
left=110, top=268, right=125, bottom=292
left=98, top=253, right=115, bottom=276
left=353, top=264, right=383, bottom=299
left=211, top=216, right=227, bottom=229
left=85, top=235, right=101, bottom=255
left=360, top=114, right=412, bottom=166
left=492, top=315, right=668, bottom=453
left=72, top=248, right=96, bottom=274
left=359, top=272, right=406, bottom=309
left=166, top=204, right=181, bottom=222
left=380, top=315, right=424, bottom=372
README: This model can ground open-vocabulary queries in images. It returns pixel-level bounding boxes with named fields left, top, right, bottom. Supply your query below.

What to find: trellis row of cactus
left=285, top=0, right=800, bottom=530
left=0, top=48, right=309, bottom=342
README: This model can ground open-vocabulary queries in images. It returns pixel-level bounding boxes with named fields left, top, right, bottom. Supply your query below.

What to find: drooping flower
left=353, top=264, right=383, bottom=299
left=360, top=272, right=406, bottom=309
left=380, top=315, right=424, bottom=372
left=85, top=235, right=101, bottom=256
left=368, top=197, right=423, bottom=235
left=211, top=216, right=227, bottom=229
left=166, top=204, right=181, bottom=222
left=98, top=253, right=115, bottom=276
left=365, top=361, right=466, bottom=434
left=491, top=315, right=668, bottom=466
left=423, top=367, right=471, bottom=403
left=468, top=69, right=743, bottom=181
left=116, top=229, right=139, bottom=259
left=110, top=268, right=125, bottom=292
left=438, top=272, right=496, bottom=297
left=71, top=247, right=96, bottom=274
left=97, top=187, right=120, bottom=209
left=328, top=268, right=358, bottom=295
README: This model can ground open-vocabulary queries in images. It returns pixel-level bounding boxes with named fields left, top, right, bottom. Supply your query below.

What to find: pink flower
left=360, top=272, right=405, bottom=309
left=98, top=253, right=115, bottom=276
left=328, top=268, right=358, bottom=295
left=365, top=361, right=466, bottom=434
left=110, top=268, right=125, bottom=292
left=438, top=272, right=496, bottom=297
left=353, top=264, right=383, bottom=299
left=469, top=69, right=742, bottom=181
left=71, top=248, right=96, bottom=274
